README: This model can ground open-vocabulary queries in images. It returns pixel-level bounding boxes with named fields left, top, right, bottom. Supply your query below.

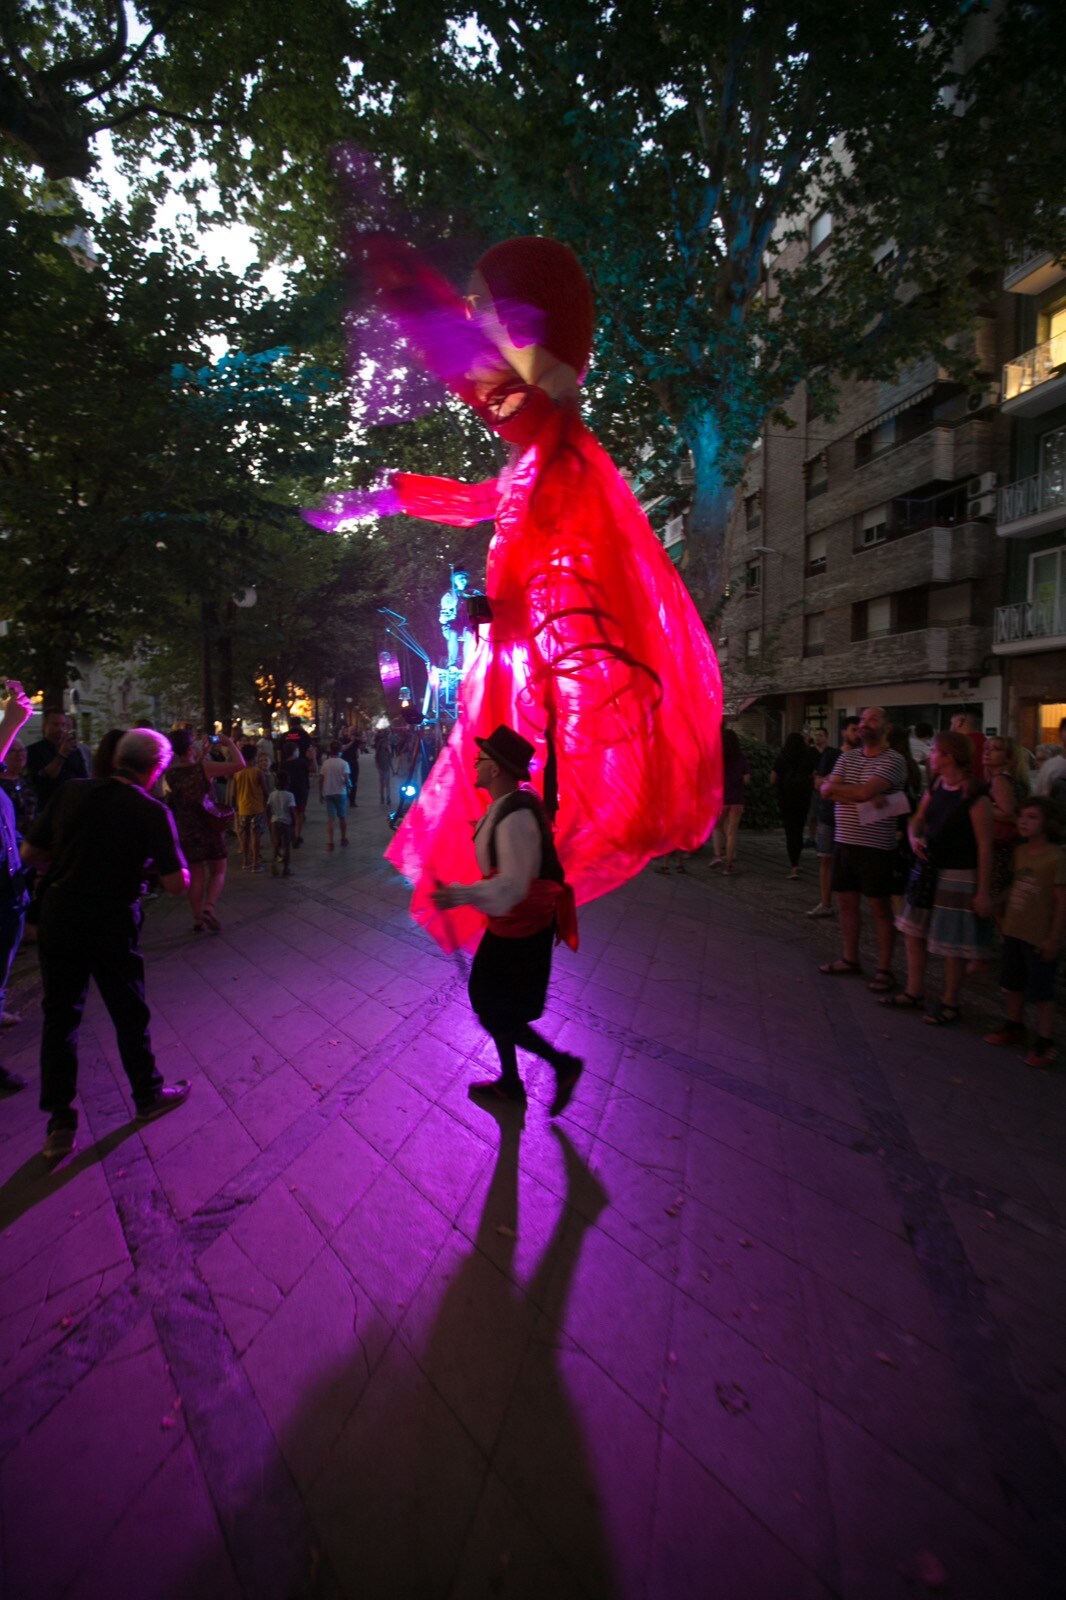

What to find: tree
left=332, top=0, right=1066, bottom=607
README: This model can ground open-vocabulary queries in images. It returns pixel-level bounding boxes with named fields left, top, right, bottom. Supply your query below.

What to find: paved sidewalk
left=1, top=789, right=1065, bottom=1600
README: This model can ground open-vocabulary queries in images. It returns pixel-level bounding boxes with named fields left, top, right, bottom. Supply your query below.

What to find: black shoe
left=0, top=1066, right=28, bottom=1095
left=135, top=1081, right=192, bottom=1123
left=550, top=1054, right=584, bottom=1117
left=43, top=1122, right=77, bottom=1160
left=468, top=1078, right=527, bottom=1105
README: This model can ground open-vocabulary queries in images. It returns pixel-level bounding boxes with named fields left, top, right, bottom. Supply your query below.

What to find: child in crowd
left=232, top=743, right=268, bottom=871
left=984, top=797, right=1066, bottom=1067
left=268, top=775, right=296, bottom=877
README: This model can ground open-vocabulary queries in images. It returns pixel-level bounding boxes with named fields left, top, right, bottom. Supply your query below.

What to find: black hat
left=475, top=724, right=534, bottom=782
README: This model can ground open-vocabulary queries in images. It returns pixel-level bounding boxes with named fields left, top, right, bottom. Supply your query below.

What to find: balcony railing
left=1003, top=332, right=1066, bottom=402
left=998, top=471, right=1066, bottom=528
left=994, top=597, right=1066, bottom=645
left=853, top=484, right=970, bottom=551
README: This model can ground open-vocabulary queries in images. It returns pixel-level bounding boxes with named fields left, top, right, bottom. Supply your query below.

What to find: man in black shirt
left=23, top=728, right=191, bottom=1161
left=25, top=706, right=89, bottom=811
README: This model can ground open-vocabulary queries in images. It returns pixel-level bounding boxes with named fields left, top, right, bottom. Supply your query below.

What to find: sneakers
left=0, top=1066, right=28, bottom=1095
left=983, top=1021, right=1026, bottom=1047
left=806, top=903, right=835, bottom=919
left=135, top=1081, right=192, bottom=1123
left=43, top=1122, right=77, bottom=1161
left=340, top=837, right=349, bottom=847
left=1024, top=1041, right=1057, bottom=1070
left=468, top=1078, right=527, bottom=1105
left=550, top=1054, right=584, bottom=1117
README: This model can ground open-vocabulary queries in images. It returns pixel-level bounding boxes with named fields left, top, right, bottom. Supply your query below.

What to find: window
left=1031, top=545, right=1066, bottom=632
left=896, top=586, right=929, bottom=633
left=855, top=418, right=896, bottom=465
left=804, top=612, right=825, bottom=657
left=1039, top=298, right=1066, bottom=365
left=855, top=395, right=935, bottom=465
left=809, top=210, right=832, bottom=254
left=1040, top=424, right=1066, bottom=507
left=928, top=582, right=972, bottom=625
left=718, top=635, right=729, bottom=663
left=745, top=627, right=762, bottom=658
left=805, top=453, right=828, bottom=500
left=745, top=558, right=762, bottom=594
left=859, top=505, right=890, bottom=547
left=744, top=492, right=761, bottom=531
left=806, top=530, right=827, bottom=575
left=874, top=239, right=899, bottom=277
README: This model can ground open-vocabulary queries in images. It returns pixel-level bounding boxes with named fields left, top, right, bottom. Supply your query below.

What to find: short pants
left=325, top=793, right=348, bottom=819
left=830, top=841, right=895, bottom=899
left=1000, top=934, right=1058, bottom=1003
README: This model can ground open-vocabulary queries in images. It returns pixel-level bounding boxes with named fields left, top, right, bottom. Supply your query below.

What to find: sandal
left=202, top=907, right=222, bottom=932
left=192, top=921, right=204, bottom=934
left=819, top=959, right=863, bottom=977
left=923, top=1003, right=962, bottom=1027
left=867, top=969, right=896, bottom=995
left=879, top=991, right=923, bottom=1009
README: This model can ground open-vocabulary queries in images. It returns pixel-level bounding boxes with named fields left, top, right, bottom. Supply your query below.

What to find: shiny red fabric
left=375, top=245, right=723, bottom=952
left=487, top=878, right=579, bottom=951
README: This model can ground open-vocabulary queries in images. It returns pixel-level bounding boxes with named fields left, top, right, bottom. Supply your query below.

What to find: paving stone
left=331, top=1163, right=452, bottom=1326
left=662, top=1288, right=835, bottom=1576
left=819, top=1400, right=1046, bottom=1600
left=341, top=1065, right=433, bottom=1159
left=227, top=1177, right=325, bottom=1295
left=306, top=1337, right=487, bottom=1596
left=647, top=1432, right=838, bottom=1600
left=1, top=1320, right=182, bottom=1599
left=282, top=1117, right=386, bottom=1237
left=154, top=1107, right=260, bottom=1220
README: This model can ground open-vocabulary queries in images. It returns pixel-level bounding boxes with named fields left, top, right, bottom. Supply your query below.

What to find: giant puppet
left=307, top=162, right=723, bottom=952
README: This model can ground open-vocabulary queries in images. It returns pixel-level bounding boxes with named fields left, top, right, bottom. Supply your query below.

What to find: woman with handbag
left=165, top=731, right=245, bottom=932
left=881, top=731, right=994, bottom=1023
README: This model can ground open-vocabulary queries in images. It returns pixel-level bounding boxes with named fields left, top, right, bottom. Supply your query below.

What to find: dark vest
left=486, top=789, right=565, bottom=884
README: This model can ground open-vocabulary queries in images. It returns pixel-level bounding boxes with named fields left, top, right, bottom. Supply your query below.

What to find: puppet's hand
left=302, top=481, right=401, bottom=532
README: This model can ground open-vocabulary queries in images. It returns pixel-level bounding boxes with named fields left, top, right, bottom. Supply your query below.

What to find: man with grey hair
left=22, top=727, right=191, bottom=1160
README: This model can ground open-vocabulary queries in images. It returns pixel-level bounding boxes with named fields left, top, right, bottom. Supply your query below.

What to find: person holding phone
left=26, top=707, right=88, bottom=811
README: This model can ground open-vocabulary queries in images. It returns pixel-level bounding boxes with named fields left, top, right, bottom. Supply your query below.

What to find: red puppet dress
left=314, top=235, right=723, bottom=951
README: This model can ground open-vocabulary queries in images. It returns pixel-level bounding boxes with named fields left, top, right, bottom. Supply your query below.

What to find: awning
left=854, top=382, right=937, bottom=438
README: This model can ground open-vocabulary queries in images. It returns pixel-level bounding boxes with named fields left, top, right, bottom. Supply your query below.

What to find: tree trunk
left=680, top=408, right=738, bottom=623
left=201, top=601, right=216, bottom=732
left=217, top=625, right=233, bottom=737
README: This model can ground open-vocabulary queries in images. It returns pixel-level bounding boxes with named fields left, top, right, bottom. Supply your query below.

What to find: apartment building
left=991, top=249, right=1066, bottom=748
left=700, top=212, right=1018, bottom=743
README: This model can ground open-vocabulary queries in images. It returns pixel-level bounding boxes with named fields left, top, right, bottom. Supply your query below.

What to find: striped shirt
left=830, top=747, right=907, bottom=851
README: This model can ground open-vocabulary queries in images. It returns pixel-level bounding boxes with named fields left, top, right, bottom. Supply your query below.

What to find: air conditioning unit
left=664, top=514, right=684, bottom=548
left=966, top=384, right=1001, bottom=414
left=677, top=456, right=695, bottom=486
left=967, top=493, right=997, bottom=521
left=862, top=523, right=888, bottom=546
left=967, top=471, right=998, bottom=497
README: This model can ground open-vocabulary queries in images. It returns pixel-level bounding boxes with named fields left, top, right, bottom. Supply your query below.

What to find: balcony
left=1002, top=332, right=1066, bottom=417
left=1003, top=251, right=1065, bottom=296
left=996, top=472, right=1066, bottom=539
left=993, top=597, right=1066, bottom=656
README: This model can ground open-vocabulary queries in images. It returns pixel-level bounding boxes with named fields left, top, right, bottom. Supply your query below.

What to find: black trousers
left=781, top=804, right=808, bottom=868
left=38, top=899, right=162, bottom=1125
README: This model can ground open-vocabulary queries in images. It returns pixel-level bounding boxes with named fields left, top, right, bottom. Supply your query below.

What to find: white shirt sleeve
left=451, top=809, right=542, bottom=915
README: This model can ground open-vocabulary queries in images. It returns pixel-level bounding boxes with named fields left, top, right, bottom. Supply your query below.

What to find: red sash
left=486, top=877, right=579, bottom=951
